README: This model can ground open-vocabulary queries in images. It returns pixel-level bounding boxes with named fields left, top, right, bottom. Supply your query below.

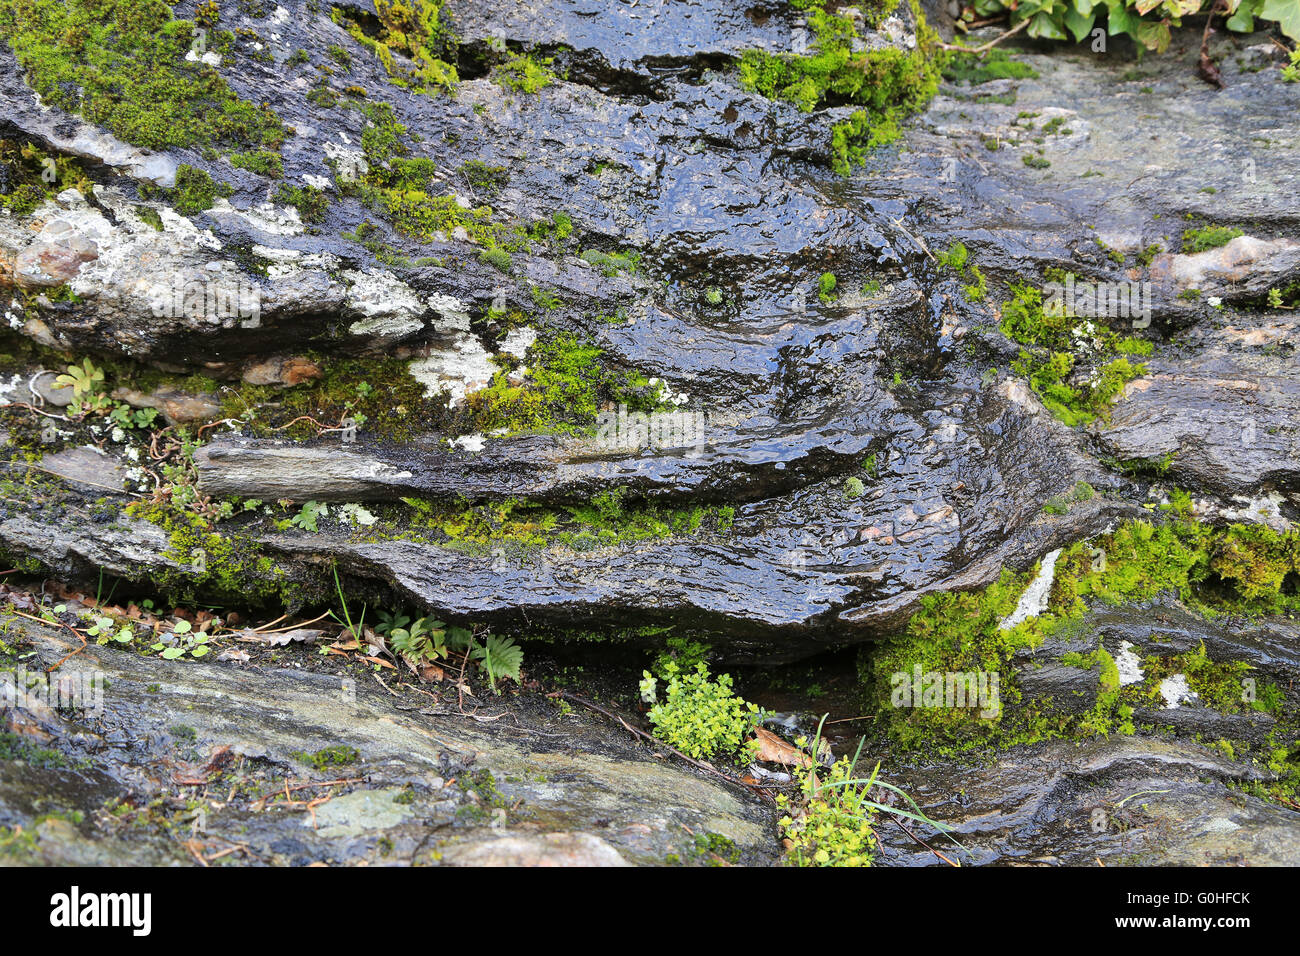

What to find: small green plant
left=472, top=634, right=524, bottom=692
left=53, top=358, right=104, bottom=398
left=290, top=501, right=327, bottom=532
left=151, top=619, right=209, bottom=659
left=387, top=614, right=448, bottom=662
left=328, top=564, right=367, bottom=643
left=817, top=272, right=838, bottom=304
left=643, top=661, right=761, bottom=762
left=935, top=242, right=968, bottom=271
left=86, top=616, right=134, bottom=645
left=651, top=636, right=711, bottom=680
left=1283, top=49, right=1300, bottom=82
left=779, top=722, right=965, bottom=867
left=844, top=476, right=865, bottom=499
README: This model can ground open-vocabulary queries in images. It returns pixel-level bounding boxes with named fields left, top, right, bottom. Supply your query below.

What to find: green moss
left=863, top=516, right=1300, bottom=755
left=459, top=160, right=508, bottom=194
left=229, top=149, right=284, bottom=178
left=579, top=248, right=639, bottom=278
left=290, top=744, right=360, bottom=770
left=478, top=247, right=512, bottom=273
left=137, top=206, right=164, bottom=230
left=1128, top=643, right=1282, bottom=716
left=343, top=101, right=570, bottom=253
left=0, top=0, right=285, bottom=152
left=129, top=502, right=310, bottom=608
left=1000, top=280, right=1148, bottom=426
left=740, top=0, right=940, bottom=174
left=371, top=490, right=735, bottom=557
left=172, top=164, right=218, bottom=216
left=1136, top=243, right=1163, bottom=267
left=493, top=52, right=555, bottom=93
left=941, top=47, right=1038, bottom=85
left=0, top=138, right=96, bottom=215
left=817, top=271, right=838, bottom=303
left=461, top=331, right=670, bottom=437
left=1181, top=225, right=1244, bottom=254
left=332, top=0, right=457, bottom=94
left=935, top=242, right=968, bottom=271
left=689, top=831, right=741, bottom=865
left=0, top=729, right=68, bottom=768
left=273, top=183, right=329, bottom=224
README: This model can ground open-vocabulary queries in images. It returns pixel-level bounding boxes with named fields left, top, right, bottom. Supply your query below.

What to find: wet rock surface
left=1, top=3, right=1299, bottom=866
left=0, top=617, right=772, bottom=866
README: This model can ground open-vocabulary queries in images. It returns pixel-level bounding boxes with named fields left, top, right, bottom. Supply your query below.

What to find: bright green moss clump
left=172, top=165, right=218, bottom=216
left=493, top=52, right=556, bottom=94
left=1000, top=280, right=1151, bottom=426
left=1181, top=225, right=1244, bottom=254
left=0, top=0, right=284, bottom=151
left=462, top=331, right=670, bottom=437
left=864, top=516, right=1300, bottom=754
left=739, top=0, right=941, bottom=174
left=331, top=0, right=458, bottom=94
left=0, top=139, right=95, bottom=214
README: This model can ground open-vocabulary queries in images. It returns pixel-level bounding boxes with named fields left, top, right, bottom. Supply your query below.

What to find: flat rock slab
left=0, top=617, right=773, bottom=867
left=872, top=736, right=1299, bottom=866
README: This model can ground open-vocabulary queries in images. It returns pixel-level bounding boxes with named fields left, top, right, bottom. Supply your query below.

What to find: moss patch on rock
left=862, top=515, right=1300, bottom=755
left=0, top=0, right=285, bottom=152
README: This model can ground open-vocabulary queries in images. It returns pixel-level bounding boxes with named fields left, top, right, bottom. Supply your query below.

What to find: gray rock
left=441, top=832, right=632, bottom=867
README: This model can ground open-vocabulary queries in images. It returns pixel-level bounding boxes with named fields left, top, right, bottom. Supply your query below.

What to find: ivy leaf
left=1028, top=10, right=1070, bottom=38
left=1260, top=0, right=1300, bottom=39
left=1226, top=0, right=1261, bottom=30
left=1064, top=7, right=1098, bottom=40
left=1105, top=0, right=1139, bottom=35
left=1134, top=18, right=1172, bottom=52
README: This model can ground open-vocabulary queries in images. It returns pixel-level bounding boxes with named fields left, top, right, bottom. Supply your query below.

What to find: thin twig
left=888, top=813, right=959, bottom=867
left=939, top=17, right=1029, bottom=54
